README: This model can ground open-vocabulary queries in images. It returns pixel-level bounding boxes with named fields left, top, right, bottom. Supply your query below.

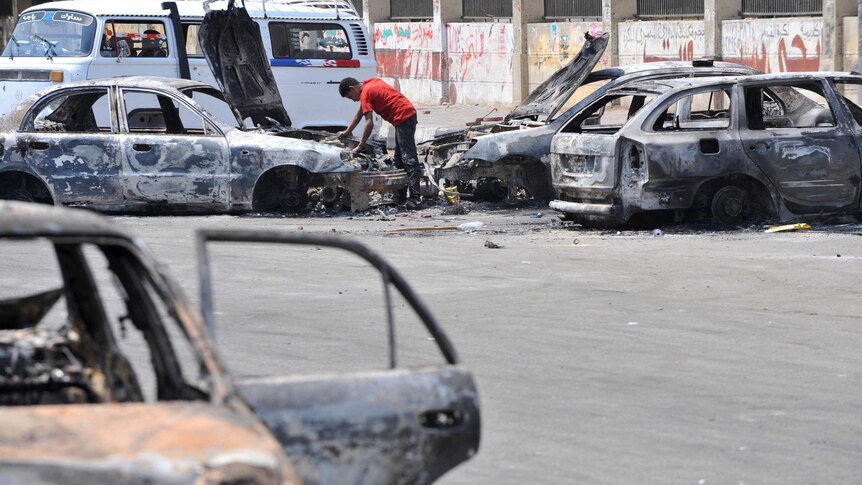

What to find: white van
left=0, top=0, right=374, bottom=130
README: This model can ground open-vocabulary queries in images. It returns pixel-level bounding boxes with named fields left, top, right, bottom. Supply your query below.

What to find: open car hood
left=507, top=32, right=609, bottom=122
left=199, top=0, right=292, bottom=127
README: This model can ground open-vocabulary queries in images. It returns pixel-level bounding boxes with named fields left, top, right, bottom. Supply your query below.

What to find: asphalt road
left=46, top=207, right=862, bottom=483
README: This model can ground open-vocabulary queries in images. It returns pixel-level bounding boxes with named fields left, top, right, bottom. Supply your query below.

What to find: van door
left=88, top=19, right=179, bottom=80
left=197, top=231, right=481, bottom=485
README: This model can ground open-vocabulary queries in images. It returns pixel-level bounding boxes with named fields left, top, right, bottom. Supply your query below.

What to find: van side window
left=182, top=23, right=204, bottom=57
left=269, top=23, right=352, bottom=60
left=101, top=21, right=169, bottom=58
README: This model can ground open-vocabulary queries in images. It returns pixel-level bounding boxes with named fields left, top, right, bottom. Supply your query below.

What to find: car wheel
left=279, top=186, right=309, bottom=212
left=4, top=188, right=36, bottom=203
left=711, top=185, right=750, bottom=225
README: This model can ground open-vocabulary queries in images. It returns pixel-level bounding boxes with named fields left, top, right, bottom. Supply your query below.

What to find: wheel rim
left=712, top=186, right=749, bottom=224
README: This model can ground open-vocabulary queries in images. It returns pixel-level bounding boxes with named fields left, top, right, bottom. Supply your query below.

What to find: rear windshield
left=2, top=10, right=97, bottom=58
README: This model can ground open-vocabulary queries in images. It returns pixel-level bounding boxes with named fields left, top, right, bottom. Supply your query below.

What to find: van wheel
left=711, top=185, right=750, bottom=225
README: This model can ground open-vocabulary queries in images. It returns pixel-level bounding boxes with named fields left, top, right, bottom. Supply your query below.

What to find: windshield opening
left=2, top=10, right=97, bottom=58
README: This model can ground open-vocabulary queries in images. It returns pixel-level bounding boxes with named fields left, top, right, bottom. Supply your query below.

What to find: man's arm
left=352, top=111, right=374, bottom=153
left=337, top=106, right=365, bottom=138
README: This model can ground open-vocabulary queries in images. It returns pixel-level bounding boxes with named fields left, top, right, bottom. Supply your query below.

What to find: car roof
left=0, top=201, right=133, bottom=240
left=21, top=0, right=362, bottom=21
left=590, top=61, right=758, bottom=80
left=45, top=76, right=211, bottom=92
left=649, top=71, right=862, bottom=90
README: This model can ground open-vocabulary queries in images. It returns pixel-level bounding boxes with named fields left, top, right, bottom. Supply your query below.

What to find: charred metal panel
left=237, top=365, right=480, bottom=485
left=0, top=402, right=298, bottom=484
left=549, top=133, right=618, bottom=196
left=121, top=133, right=230, bottom=207
left=15, top=133, right=122, bottom=206
left=200, top=2, right=291, bottom=127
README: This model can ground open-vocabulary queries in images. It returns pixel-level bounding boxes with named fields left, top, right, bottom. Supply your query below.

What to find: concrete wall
left=373, top=22, right=444, bottom=104
left=527, top=22, right=606, bottom=91
left=446, top=22, right=514, bottom=104
left=721, top=18, right=823, bottom=72
left=618, top=20, right=706, bottom=66
left=843, top=15, right=857, bottom=71
left=373, top=21, right=514, bottom=104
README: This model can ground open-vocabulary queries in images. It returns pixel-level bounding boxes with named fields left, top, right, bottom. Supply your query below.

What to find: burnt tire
left=711, top=185, right=750, bottom=225
left=279, top=186, right=309, bottom=212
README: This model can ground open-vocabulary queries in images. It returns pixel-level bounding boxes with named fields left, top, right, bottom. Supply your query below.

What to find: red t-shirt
left=360, top=78, right=416, bottom=126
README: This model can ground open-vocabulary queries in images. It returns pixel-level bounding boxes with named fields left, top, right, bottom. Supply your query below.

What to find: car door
left=16, top=86, right=124, bottom=206
left=739, top=80, right=861, bottom=212
left=88, top=19, right=179, bottom=80
left=119, top=87, right=230, bottom=207
left=197, top=230, right=481, bottom=485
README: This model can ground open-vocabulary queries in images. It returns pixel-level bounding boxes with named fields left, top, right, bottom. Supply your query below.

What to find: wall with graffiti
left=842, top=16, right=858, bottom=103
left=373, top=21, right=444, bottom=104
left=527, top=22, right=606, bottom=91
left=446, top=22, right=514, bottom=104
left=618, top=20, right=705, bottom=66
left=721, top=18, right=822, bottom=72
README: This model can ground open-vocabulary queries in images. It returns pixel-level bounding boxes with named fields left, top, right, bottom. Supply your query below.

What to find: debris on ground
left=652, top=228, right=663, bottom=237
left=530, top=212, right=543, bottom=219
left=458, top=222, right=484, bottom=233
left=764, top=223, right=811, bottom=233
left=484, top=240, right=502, bottom=249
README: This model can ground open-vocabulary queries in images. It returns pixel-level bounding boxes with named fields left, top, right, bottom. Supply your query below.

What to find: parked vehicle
left=0, top=0, right=372, bottom=131
left=0, top=76, right=405, bottom=212
left=0, top=200, right=480, bottom=484
left=549, top=72, right=862, bottom=226
left=426, top=33, right=760, bottom=202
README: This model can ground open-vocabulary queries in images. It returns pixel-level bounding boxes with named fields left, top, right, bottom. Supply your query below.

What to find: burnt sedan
left=427, top=33, right=759, bottom=202
left=0, top=201, right=479, bottom=484
left=548, top=72, right=862, bottom=226
left=0, top=77, right=406, bottom=213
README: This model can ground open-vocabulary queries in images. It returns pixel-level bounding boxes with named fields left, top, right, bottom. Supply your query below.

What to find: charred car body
left=549, top=72, right=862, bottom=226
left=0, top=201, right=480, bottom=484
left=423, top=33, right=759, bottom=202
left=0, top=3, right=406, bottom=214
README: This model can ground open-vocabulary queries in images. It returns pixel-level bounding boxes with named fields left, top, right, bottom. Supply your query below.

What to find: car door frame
left=117, top=86, right=231, bottom=209
left=737, top=77, right=862, bottom=213
left=196, top=229, right=481, bottom=485
left=16, top=85, right=124, bottom=207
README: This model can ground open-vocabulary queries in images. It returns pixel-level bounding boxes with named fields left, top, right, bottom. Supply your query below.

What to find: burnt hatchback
left=0, top=201, right=480, bottom=484
left=548, top=72, right=862, bottom=226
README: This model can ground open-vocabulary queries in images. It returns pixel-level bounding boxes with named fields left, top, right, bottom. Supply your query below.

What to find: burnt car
left=0, top=77, right=405, bottom=213
left=425, top=33, right=759, bottom=202
left=0, top=201, right=480, bottom=483
left=548, top=72, right=862, bottom=226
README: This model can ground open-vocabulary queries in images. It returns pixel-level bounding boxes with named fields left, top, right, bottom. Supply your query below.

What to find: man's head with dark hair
left=339, top=77, right=361, bottom=100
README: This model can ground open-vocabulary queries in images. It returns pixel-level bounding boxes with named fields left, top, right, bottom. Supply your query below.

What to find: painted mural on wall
left=527, top=22, right=605, bottom=90
left=721, top=18, right=822, bottom=73
left=618, top=20, right=705, bottom=66
left=446, top=23, right=514, bottom=104
left=374, top=22, right=441, bottom=81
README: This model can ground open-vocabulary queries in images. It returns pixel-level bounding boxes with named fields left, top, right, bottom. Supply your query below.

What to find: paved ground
left=108, top=206, right=862, bottom=484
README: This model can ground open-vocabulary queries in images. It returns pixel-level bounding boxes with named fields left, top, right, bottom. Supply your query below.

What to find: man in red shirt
left=338, top=77, right=421, bottom=208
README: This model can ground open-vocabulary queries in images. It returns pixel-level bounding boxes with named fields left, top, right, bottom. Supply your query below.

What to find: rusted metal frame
left=4, top=233, right=232, bottom=403
left=196, top=230, right=461, bottom=365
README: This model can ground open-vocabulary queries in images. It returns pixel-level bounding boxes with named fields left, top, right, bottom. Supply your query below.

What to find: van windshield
left=2, top=10, right=97, bottom=58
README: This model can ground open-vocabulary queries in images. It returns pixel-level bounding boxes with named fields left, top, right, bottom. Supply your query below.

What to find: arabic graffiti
left=618, top=20, right=705, bottom=65
left=446, top=23, right=514, bottom=104
left=527, top=22, right=605, bottom=89
left=374, top=22, right=441, bottom=80
left=721, top=18, right=822, bottom=72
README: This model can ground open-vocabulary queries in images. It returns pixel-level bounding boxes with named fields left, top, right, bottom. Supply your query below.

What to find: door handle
left=419, top=408, right=463, bottom=429
left=133, top=143, right=152, bottom=152
left=29, top=141, right=49, bottom=150
left=750, top=142, right=770, bottom=152
left=699, top=138, right=719, bottom=154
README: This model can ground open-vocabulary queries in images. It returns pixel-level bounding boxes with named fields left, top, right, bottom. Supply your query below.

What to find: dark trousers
left=394, top=114, right=421, bottom=199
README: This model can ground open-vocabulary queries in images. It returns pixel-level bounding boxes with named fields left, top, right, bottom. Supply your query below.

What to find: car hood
left=507, top=32, right=609, bottom=122
left=199, top=1, right=292, bottom=127
left=0, top=401, right=298, bottom=484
